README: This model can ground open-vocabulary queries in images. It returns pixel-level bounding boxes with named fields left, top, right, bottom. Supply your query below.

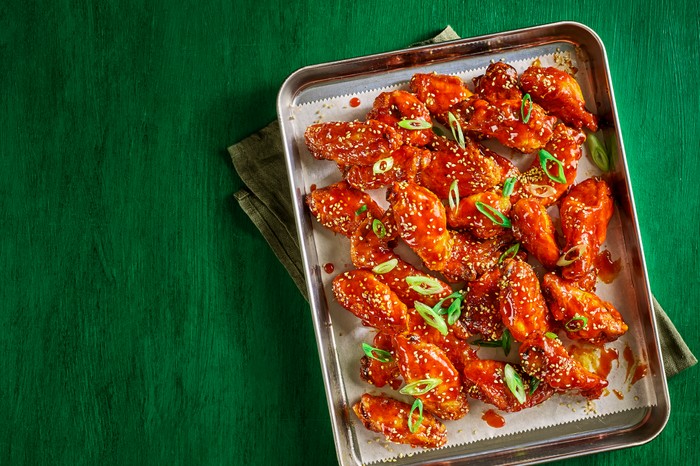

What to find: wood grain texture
left=0, top=0, right=697, bottom=465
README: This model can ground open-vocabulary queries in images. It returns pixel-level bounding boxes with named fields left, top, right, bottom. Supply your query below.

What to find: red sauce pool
left=349, top=97, right=361, bottom=108
left=482, top=409, right=505, bottom=428
left=622, top=344, right=649, bottom=385
left=623, top=345, right=635, bottom=381
left=568, top=345, right=618, bottom=379
left=323, top=263, right=335, bottom=274
left=595, top=250, right=621, bottom=283
left=631, top=362, right=648, bottom=385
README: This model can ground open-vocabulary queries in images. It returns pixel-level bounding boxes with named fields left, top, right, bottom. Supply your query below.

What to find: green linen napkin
left=228, top=26, right=696, bottom=378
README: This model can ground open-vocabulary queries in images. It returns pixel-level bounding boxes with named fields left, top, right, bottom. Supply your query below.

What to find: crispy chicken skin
left=498, top=259, right=551, bottom=342
left=393, top=332, right=469, bottom=420
left=460, top=266, right=504, bottom=340
left=360, top=331, right=402, bottom=389
left=304, top=120, right=403, bottom=165
left=519, top=331, right=608, bottom=399
left=419, top=136, right=502, bottom=199
left=409, top=72, right=473, bottom=116
left=542, top=273, right=628, bottom=344
left=463, top=359, right=555, bottom=412
left=305, top=180, right=384, bottom=237
left=510, top=198, right=560, bottom=269
left=520, top=66, right=599, bottom=132
left=332, top=270, right=407, bottom=332
left=440, top=231, right=513, bottom=283
left=366, top=90, right=434, bottom=147
left=353, top=393, right=447, bottom=449
left=559, top=177, right=614, bottom=290
left=510, top=124, right=586, bottom=207
left=342, top=146, right=432, bottom=190
left=388, top=181, right=452, bottom=271
left=446, top=190, right=512, bottom=239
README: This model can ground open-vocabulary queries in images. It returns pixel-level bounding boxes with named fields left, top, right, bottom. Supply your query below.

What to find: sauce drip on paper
left=349, top=97, right=361, bottom=108
left=595, top=250, right=621, bottom=283
left=482, top=409, right=505, bottom=428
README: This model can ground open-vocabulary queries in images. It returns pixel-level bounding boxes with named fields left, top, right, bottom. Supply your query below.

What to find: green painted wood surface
left=0, top=0, right=697, bottom=464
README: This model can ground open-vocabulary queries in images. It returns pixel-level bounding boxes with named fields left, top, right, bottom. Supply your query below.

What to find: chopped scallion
left=504, top=363, right=526, bottom=404
left=538, top=150, right=567, bottom=184
left=406, top=276, right=443, bottom=295
left=408, top=398, right=424, bottom=433
left=361, top=342, right=393, bottom=363
left=372, top=258, right=398, bottom=274
left=520, top=93, right=533, bottom=123
left=475, top=201, right=511, bottom=228
left=414, top=301, right=448, bottom=336
left=399, top=377, right=442, bottom=396
left=447, top=111, right=466, bottom=150
left=398, top=119, right=432, bottom=130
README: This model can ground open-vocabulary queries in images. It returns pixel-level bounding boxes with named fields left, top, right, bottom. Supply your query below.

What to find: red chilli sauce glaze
left=568, top=345, right=619, bottom=379
left=623, top=344, right=649, bottom=385
left=482, top=409, right=505, bottom=428
left=323, top=263, right=335, bottom=274
left=349, top=97, right=361, bottom=108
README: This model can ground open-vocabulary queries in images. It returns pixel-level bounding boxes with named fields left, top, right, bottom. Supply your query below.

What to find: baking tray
left=277, top=21, right=670, bottom=466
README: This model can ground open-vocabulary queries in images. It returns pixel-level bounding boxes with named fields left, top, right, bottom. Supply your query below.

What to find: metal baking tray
left=277, top=21, right=670, bottom=466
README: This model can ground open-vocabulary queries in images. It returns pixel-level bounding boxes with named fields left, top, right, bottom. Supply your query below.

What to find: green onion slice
left=373, top=156, right=394, bottom=175
left=545, top=332, right=559, bottom=339
left=406, top=276, right=443, bottom=296
left=526, top=183, right=558, bottom=198
left=520, top=93, right=533, bottom=123
left=538, top=150, right=567, bottom=184
left=587, top=134, right=610, bottom=172
left=446, top=298, right=462, bottom=326
left=448, top=179, right=460, bottom=210
left=355, top=204, right=368, bottom=216
left=475, top=201, right=511, bottom=228
left=565, top=315, right=589, bottom=331
left=447, top=111, right=466, bottom=150
left=414, top=301, right=449, bottom=336
left=498, top=243, right=520, bottom=264
left=372, top=219, right=387, bottom=239
left=556, top=244, right=587, bottom=267
left=504, top=363, right=527, bottom=404
left=431, top=291, right=464, bottom=315
left=372, top=258, right=398, bottom=274
left=408, top=398, right=424, bottom=433
left=529, top=376, right=541, bottom=395
left=502, top=177, right=516, bottom=198
left=399, top=377, right=443, bottom=396
left=470, top=339, right=503, bottom=348
left=361, top=342, right=393, bottom=363
left=502, top=328, right=512, bottom=356
left=398, top=119, right=432, bottom=130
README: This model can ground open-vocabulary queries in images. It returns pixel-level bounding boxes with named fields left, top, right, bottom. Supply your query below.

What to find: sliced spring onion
left=355, top=204, right=368, bottom=216
left=408, top=398, right=424, bottom=433
left=538, top=150, right=567, bottom=184
left=544, top=332, right=559, bottom=339
left=606, top=133, right=617, bottom=171
left=432, top=126, right=445, bottom=137
left=372, top=219, right=387, bottom=239
left=475, top=201, right=511, bottom=228
left=399, top=377, right=442, bottom=396
left=526, top=183, right=557, bottom=198
left=447, top=111, right=466, bottom=149
left=446, top=297, right=462, bottom=326
left=498, top=243, right=520, bottom=264
left=587, top=134, right=610, bottom=172
left=361, top=342, right=393, bottom=363
left=431, top=291, right=464, bottom=315
left=448, top=179, right=460, bottom=210
left=414, top=301, right=449, bottom=336
left=520, top=93, right=533, bottom=123
left=529, top=376, right=541, bottom=395
left=470, top=339, right=503, bottom=348
left=504, top=363, right=527, bottom=404
left=406, top=276, right=443, bottom=296
left=398, top=119, right=432, bottom=130
left=372, top=156, right=394, bottom=174
left=565, top=315, right=589, bottom=331
left=556, top=244, right=587, bottom=267
left=372, top=258, right=398, bottom=274
left=502, top=177, right=516, bottom=198
left=502, top=328, right=512, bottom=356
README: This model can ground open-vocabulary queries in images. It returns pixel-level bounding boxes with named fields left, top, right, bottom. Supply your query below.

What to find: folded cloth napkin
left=229, top=26, right=696, bottom=378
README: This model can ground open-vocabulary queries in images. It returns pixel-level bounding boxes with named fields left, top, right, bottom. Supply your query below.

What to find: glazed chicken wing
left=353, top=393, right=447, bottom=449
left=304, top=120, right=403, bottom=165
left=332, top=270, right=407, bottom=332
left=498, top=259, right=551, bottom=341
left=463, top=359, right=554, bottom=412
left=393, top=332, right=469, bottom=420
left=366, top=90, right=434, bottom=147
left=342, top=145, right=432, bottom=190
left=306, top=180, right=384, bottom=237
left=519, top=331, right=608, bottom=399
left=559, top=177, right=614, bottom=290
left=460, top=266, right=504, bottom=340
left=360, top=331, right=402, bottom=389
left=440, top=231, right=514, bottom=283
left=473, top=61, right=522, bottom=102
left=409, top=72, right=473, bottom=116
left=446, top=190, right=512, bottom=239
left=520, top=65, right=598, bottom=132
left=388, top=181, right=452, bottom=271
left=406, top=309, right=476, bottom=373
left=510, top=198, right=560, bottom=269
left=542, top=273, right=628, bottom=344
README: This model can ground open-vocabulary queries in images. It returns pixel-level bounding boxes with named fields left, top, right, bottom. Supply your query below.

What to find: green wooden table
left=1, top=1, right=697, bottom=464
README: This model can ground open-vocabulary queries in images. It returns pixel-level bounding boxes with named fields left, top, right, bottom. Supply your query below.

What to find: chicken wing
left=440, top=231, right=513, bottom=283
left=306, top=180, right=384, bottom=237
left=542, top=273, right=628, bottom=344
left=446, top=190, right=512, bottom=239
left=409, top=72, right=473, bottom=116
left=460, top=266, right=504, bottom=340
left=353, top=393, right=447, bottom=449
left=393, top=332, right=469, bottom=420
left=510, top=198, right=560, bottom=269
left=342, top=145, right=432, bottom=190
left=520, top=65, right=598, bottom=132
left=498, top=259, right=551, bottom=341
left=519, top=331, right=608, bottom=399
left=366, top=90, right=434, bottom=147
left=473, top=61, right=522, bottom=102
left=304, top=120, right=403, bottom=165
left=359, top=331, right=402, bottom=389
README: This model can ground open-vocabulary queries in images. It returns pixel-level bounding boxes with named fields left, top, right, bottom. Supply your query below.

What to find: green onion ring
left=361, top=342, right=393, bottom=363
left=431, top=291, right=464, bottom=316
left=399, top=377, right=443, bottom=396
left=556, top=244, right=587, bottom=267
left=446, top=297, right=462, bottom=326
left=502, top=177, right=516, bottom=198
left=372, top=156, right=394, bottom=175
left=565, top=315, right=589, bottom=331
left=538, top=150, right=567, bottom=184
left=475, top=201, right=511, bottom=228
left=447, top=111, right=466, bottom=149
left=587, top=134, right=610, bottom=172
left=372, top=219, right=387, bottom=239
left=406, top=276, right=443, bottom=295
left=414, top=301, right=449, bottom=336
left=529, top=376, right=541, bottom=395
left=504, top=363, right=527, bottom=404
left=355, top=204, right=368, bottom=216
left=498, top=243, right=520, bottom=264
left=544, top=332, right=559, bottom=339
left=520, top=93, right=533, bottom=123
left=526, top=183, right=558, bottom=198
left=408, top=398, right=424, bottom=433
left=372, top=258, right=398, bottom=274
left=448, top=179, right=459, bottom=210
left=398, top=119, right=432, bottom=130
